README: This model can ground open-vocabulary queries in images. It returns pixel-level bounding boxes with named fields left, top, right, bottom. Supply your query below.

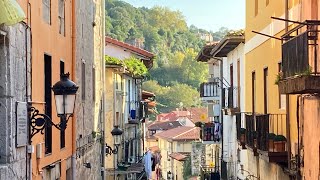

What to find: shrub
left=105, top=55, right=123, bottom=65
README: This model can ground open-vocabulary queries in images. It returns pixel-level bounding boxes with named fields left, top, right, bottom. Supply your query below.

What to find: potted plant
left=274, top=135, right=287, bottom=152
left=251, top=131, right=259, bottom=156
left=252, top=131, right=258, bottom=148
left=239, top=128, right=246, bottom=144
left=267, top=133, right=276, bottom=152
left=274, top=70, right=285, bottom=85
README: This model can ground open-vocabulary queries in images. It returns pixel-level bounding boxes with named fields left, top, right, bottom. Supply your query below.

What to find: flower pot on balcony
left=274, top=135, right=287, bottom=152
left=240, top=134, right=246, bottom=143
left=253, top=139, right=257, bottom=148
left=239, top=128, right=246, bottom=143
left=267, top=133, right=276, bottom=152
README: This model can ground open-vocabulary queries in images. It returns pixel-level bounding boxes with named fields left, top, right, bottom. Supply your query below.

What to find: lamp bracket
left=105, top=144, right=118, bottom=156
left=29, top=106, right=72, bottom=140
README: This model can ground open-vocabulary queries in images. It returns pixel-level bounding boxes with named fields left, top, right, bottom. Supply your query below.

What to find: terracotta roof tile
left=154, top=126, right=200, bottom=141
left=105, top=36, right=154, bottom=58
left=169, top=152, right=190, bottom=161
left=149, top=146, right=160, bottom=153
left=187, top=108, right=210, bottom=123
left=148, top=121, right=182, bottom=131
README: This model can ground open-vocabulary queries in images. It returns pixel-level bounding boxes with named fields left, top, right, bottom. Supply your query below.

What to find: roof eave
left=210, top=36, right=245, bottom=57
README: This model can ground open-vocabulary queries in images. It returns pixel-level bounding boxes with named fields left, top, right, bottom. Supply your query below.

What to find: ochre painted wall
left=245, top=0, right=300, bottom=179
left=17, top=0, right=74, bottom=179
left=302, top=96, right=320, bottom=180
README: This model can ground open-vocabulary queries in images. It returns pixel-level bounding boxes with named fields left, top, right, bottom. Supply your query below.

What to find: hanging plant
left=124, top=57, right=148, bottom=77
left=105, top=55, right=123, bottom=66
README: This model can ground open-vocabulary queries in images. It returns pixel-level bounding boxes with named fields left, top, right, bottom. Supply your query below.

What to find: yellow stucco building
left=244, top=0, right=300, bottom=179
left=155, top=126, right=200, bottom=179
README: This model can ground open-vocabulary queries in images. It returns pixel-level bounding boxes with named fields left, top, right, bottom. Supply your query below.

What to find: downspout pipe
left=284, top=1, right=292, bottom=178
left=101, top=0, right=106, bottom=179
left=71, top=0, right=76, bottom=179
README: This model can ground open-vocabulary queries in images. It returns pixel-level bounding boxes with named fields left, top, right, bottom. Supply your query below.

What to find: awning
left=0, top=0, right=26, bottom=25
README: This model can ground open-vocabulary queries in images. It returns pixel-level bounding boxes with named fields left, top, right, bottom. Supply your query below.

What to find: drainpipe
left=285, top=0, right=289, bottom=32
left=71, top=0, right=77, bottom=178
left=284, top=0, right=293, bottom=177
left=296, top=95, right=302, bottom=180
left=101, top=0, right=106, bottom=179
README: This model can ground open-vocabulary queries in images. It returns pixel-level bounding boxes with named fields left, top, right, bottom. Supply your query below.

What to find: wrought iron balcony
left=236, top=113, right=246, bottom=149
left=222, top=87, right=240, bottom=115
left=245, top=114, right=256, bottom=150
left=244, top=113, right=288, bottom=163
left=278, top=20, right=320, bottom=94
left=200, top=82, right=219, bottom=99
left=200, top=122, right=222, bottom=144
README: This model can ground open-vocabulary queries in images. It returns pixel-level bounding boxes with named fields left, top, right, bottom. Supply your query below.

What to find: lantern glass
left=54, top=94, right=76, bottom=115
left=114, top=134, right=121, bottom=145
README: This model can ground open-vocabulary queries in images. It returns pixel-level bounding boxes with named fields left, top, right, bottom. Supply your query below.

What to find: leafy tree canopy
left=105, top=0, right=230, bottom=114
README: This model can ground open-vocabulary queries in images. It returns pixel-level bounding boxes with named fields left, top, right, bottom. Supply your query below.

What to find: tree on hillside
left=181, top=48, right=208, bottom=87
left=105, top=0, right=230, bottom=113
left=160, top=83, right=201, bottom=112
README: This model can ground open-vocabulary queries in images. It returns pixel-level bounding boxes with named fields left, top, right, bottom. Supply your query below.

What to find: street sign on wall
left=16, top=102, right=28, bottom=147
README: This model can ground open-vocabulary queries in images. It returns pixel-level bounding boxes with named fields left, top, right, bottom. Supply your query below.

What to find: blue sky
left=122, top=0, right=245, bottom=32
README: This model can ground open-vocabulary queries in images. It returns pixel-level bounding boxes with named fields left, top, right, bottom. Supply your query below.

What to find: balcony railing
left=256, top=114, right=287, bottom=152
left=243, top=113, right=288, bottom=163
left=201, top=122, right=222, bottom=144
left=222, top=87, right=240, bottom=115
left=279, top=20, right=320, bottom=94
left=245, top=114, right=255, bottom=148
left=236, top=113, right=247, bottom=149
left=200, top=82, right=219, bottom=98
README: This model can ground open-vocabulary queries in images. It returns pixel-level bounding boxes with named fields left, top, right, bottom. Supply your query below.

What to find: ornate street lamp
left=29, top=73, right=78, bottom=140
left=106, top=126, right=123, bottom=156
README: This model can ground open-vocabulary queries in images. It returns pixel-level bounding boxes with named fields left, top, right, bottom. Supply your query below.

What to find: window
left=263, top=68, right=268, bottom=114
left=116, top=112, right=119, bottom=125
left=42, top=0, right=51, bottom=24
left=66, top=168, right=72, bottom=180
left=230, top=64, right=234, bottom=87
left=44, top=54, right=52, bottom=154
left=128, top=80, right=131, bottom=111
left=58, top=0, right=65, bottom=35
left=60, top=61, right=65, bottom=149
left=81, top=61, right=86, bottom=101
left=92, top=68, right=95, bottom=101
left=255, top=0, right=259, bottom=16
left=252, top=71, right=256, bottom=113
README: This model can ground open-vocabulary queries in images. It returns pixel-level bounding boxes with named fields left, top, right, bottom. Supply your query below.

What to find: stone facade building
left=0, top=22, right=31, bottom=179
left=74, top=0, right=105, bottom=179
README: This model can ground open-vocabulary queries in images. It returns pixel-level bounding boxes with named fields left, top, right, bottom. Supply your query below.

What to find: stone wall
left=246, top=150, right=289, bottom=180
left=191, top=142, right=205, bottom=175
left=0, top=23, right=31, bottom=179
left=75, top=0, right=104, bottom=179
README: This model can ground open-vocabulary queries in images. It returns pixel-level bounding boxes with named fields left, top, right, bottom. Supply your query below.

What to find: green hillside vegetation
left=105, top=0, right=230, bottom=113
